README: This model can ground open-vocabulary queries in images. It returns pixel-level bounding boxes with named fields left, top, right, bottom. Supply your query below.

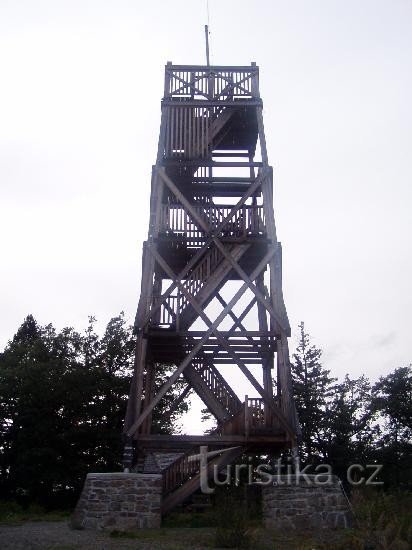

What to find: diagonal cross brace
left=149, top=247, right=293, bottom=437
left=140, top=237, right=212, bottom=329
left=126, top=246, right=278, bottom=438
left=214, top=293, right=263, bottom=357
left=141, top=168, right=266, bottom=329
left=156, top=251, right=293, bottom=437
left=212, top=237, right=289, bottom=333
left=144, top=167, right=267, bottom=329
left=157, top=166, right=267, bottom=237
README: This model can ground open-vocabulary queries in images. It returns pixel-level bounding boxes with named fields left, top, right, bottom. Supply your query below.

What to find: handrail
left=151, top=245, right=223, bottom=328
left=192, top=359, right=241, bottom=417
left=162, top=446, right=200, bottom=496
left=160, top=204, right=266, bottom=238
left=164, top=65, right=259, bottom=100
left=245, top=397, right=274, bottom=430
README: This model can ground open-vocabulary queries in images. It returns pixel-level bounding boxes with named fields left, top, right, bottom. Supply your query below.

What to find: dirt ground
left=0, top=521, right=215, bottom=549
left=0, top=519, right=368, bottom=549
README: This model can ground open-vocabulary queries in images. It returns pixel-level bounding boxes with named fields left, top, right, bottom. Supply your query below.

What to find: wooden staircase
left=184, top=358, right=242, bottom=423
left=161, top=444, right=244, bottom=515
left=154, top=242, right=251, bottom=330
left=156, top=397, right=283, bottom=514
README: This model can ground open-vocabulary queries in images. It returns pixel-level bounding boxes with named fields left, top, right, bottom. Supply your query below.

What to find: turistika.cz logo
left=188, top=445, right=383, bottom=494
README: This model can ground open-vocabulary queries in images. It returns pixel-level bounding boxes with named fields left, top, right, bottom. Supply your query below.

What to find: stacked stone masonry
left=72, top=473, right=162, bottom=530
left=262, top=475, right=353, bottom=530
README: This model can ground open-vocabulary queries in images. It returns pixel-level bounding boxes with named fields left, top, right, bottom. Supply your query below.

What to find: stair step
left=154, top=452, right=185, bottom=471
left=162, top=446, right=244, bottom=514
left=184, top=360, right=241, bottom=423
left=179, top=242, right=250, bottom=329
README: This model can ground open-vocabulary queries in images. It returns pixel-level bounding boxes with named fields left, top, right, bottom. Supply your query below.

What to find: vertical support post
left=152, top=276, right=162, bottom=326
left=123, top=333, right=148, bottom=435
left=141, top=360, right=156, bottom=435
left=276, top=334, right=296, bottom=434
left=250, top=62, right=259, bottom=98
left=261, top=167, right=277, bottom=243
left=244, top=395, right=250, bottom=438
left=156, top=108, right=167, bottom=163
left=164, top=61, right=172, bottom=98
left=256, top=273, right=273, bottom=426
left=256, top=107, right=268, bottom=165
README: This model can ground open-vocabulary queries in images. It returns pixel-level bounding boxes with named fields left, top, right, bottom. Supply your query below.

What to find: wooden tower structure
left=123, top=62, right=299, bottom=513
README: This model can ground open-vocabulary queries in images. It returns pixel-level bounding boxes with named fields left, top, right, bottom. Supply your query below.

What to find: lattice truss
left=123, top=64, right=299, bottom=472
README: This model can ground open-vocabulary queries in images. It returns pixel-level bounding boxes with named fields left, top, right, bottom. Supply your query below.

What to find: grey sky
left=1, top=1, right=411, bottom=427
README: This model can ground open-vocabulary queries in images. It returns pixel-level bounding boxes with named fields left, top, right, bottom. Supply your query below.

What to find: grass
left=0, top=500, right=70, bottom=525
left=109, top=527, right=216, bottom=548
left=161, top=490, right=412, bottom=549
left=1, top=489, right=410, bottom=549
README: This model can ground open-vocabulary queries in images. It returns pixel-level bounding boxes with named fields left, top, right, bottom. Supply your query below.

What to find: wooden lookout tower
left=123, top=62, right=299, bottom=514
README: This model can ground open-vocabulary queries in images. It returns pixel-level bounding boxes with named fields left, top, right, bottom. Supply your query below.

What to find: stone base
left=262, top=475, right=353, bottom=530
left=72, top=473, right=162, bottom=530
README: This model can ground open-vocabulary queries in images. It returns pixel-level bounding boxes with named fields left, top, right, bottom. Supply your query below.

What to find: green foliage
left=321, top=374, right=377, bottom=480
left=212, top=492, right=254, bottom=549
left=371, top=366, right=412, bottom=487
left=0, top=500, right=70, bottom=524
left=291, top=323, right=411, bottom=489
left=0, top=313, right=188, bottom=508
left=291, top=322, right=336, bottom=462
left=349, top=489, right=412, bottom=549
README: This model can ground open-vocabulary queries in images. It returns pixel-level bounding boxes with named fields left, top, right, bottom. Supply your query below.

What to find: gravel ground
left=0, top=521, right=214, bottom=549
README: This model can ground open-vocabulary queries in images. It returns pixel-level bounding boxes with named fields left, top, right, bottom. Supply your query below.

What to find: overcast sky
left=1, top=1, right=411, bottom=429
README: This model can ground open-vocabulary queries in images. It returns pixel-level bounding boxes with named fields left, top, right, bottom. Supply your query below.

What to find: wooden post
left=244, top=395, right=250, bottom=438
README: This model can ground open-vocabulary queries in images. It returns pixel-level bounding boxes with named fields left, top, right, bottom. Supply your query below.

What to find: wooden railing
left=244, top=397, right=275, bottom=435
left=160, top=204, right=265, bottom=238
left=192, top=359, right=241, bottom=417
left=163, top=103, right=234, bottom=159
left=163, top=447, right=201, bottom=496
left=163, top=396, right=279, bottom=495
left=215, top=406, right=245, bottom=436
left=151, top=245, right=224, bottom=328
left=164, top=65, right=259, bottom=101
left=152, top=295, right=179, bottom=326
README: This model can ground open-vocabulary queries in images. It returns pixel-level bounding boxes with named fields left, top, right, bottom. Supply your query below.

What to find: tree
left=291, top=322, right=336, bottom=463
left=0, top=314, right=189, bottom=507
left=321, top=374, right=376, bottom=480
left=371, top=366, right=412, bottom=486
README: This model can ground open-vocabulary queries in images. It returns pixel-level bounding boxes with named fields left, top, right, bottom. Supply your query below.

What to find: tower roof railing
left=164, top=62, right=260, bottom=100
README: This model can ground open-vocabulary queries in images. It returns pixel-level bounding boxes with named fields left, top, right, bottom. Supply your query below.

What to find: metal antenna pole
left=205, top=24, right=210, bottom=67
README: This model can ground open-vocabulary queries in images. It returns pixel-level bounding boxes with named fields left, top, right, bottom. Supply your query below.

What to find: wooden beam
left=126, top=246, right=272, bottom=437
left=214, top=293, right=262, bottom=356
left=157, top=167, right=211, bottom=233
left=164, top=160, right=262, bottom=167
left=140, top=237, right=212, bottom=328
left=166, top=64, right=259, bottom=71
left=150, top=330, right=277, bottom=338
left=213, top=169, right=266, bottom=234
left=123, top=333, right=148, bottom=434
left=150, top=244, right=294, bottom=438
left=163, top=384, right=191, bottom=418
left=162, top=99, right=262, bottom=108
left=212, top=237, right=288, bottom=333
left=136, top=434, right=286, bottom=448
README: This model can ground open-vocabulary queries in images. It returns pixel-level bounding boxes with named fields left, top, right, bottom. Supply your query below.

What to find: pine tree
left=291, top=322, right=336, bottom=463
left=371, top=366, right=412, bottom=486
left=322, top=374, right=376, bottom=480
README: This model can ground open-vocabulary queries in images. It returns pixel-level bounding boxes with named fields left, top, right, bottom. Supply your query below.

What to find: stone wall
left=72, top=473, right=162, bottom=530
left=262, top=475, right=353, bottom=530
